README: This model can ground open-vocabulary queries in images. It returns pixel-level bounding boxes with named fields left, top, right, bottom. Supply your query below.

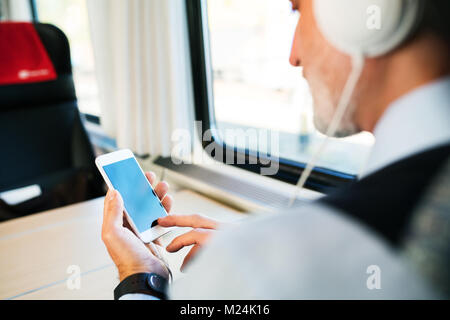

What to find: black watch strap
left=114, top=273, right=168, bottom=300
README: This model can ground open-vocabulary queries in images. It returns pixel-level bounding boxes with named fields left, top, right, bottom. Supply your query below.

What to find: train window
left=35, top=0, right=100, bottom=117
left=0, top=1, right=7, bottom=20
left=188, top=0, right=375, bottom=191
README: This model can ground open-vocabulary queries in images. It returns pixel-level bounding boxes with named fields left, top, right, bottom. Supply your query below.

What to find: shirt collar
left=361, top=76, right=450, bottom=178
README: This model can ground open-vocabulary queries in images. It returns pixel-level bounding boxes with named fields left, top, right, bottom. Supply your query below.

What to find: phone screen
left=103, top=157, right=166, bottom=233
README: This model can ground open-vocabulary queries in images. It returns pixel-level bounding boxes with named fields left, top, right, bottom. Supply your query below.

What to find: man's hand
left=101, top=172, right=173, bottom=282
left=157, top=214, right=220, bottom=271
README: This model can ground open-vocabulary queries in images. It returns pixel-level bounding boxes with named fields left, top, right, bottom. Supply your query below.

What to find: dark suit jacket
left=321, top=144, right=450, bottom=247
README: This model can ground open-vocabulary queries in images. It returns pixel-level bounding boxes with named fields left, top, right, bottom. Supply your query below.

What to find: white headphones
left=314, top=0, right=423, bottom=57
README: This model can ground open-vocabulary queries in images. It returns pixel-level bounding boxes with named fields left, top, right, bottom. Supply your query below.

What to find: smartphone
left=96, top=149, right=172, bottom=243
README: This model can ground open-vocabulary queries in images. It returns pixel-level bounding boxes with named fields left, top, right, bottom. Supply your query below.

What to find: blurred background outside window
left=207, top=0, right=375, bottom=175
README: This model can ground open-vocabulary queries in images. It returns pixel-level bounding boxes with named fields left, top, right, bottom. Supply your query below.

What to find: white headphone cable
left=287, top=53, right=365, bottom=208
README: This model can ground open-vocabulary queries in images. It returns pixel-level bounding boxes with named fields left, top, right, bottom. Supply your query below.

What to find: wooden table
left=0, top=190, right=244, bottom=300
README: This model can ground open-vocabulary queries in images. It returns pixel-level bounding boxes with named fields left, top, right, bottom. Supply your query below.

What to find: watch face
left=148, top=274, right=164, bottom=291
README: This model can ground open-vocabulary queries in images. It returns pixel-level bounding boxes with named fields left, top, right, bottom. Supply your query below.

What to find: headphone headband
left=314, top=0, right=423, bottom=57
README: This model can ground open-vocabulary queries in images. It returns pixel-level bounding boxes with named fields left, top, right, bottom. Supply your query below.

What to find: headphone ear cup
left=314, top=0, right=422, bottom=57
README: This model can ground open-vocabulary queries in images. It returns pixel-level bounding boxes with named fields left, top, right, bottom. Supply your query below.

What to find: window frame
left=29, top=0, right=37, bottom=21
left=185, top=0, right=356, bottom=194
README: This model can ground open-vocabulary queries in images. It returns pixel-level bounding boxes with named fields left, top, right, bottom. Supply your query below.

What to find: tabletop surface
left=0, top=189, right=245, bottom=300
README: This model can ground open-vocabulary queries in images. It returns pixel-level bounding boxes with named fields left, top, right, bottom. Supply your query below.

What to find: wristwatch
left=114, top=273, right=168, bottom=300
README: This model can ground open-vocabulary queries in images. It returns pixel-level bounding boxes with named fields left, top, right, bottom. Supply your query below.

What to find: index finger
left=158, top=214, right=218, bottom=229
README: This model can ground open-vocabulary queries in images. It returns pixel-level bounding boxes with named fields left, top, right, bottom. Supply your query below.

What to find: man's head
left=289, top=0, right=450, bottom=137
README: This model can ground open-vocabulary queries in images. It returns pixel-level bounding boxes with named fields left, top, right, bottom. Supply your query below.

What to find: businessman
left=102, top=0, right=449, bottom=299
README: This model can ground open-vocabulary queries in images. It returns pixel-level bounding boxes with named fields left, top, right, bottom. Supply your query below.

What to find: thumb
left=103, top=189, right=125, bottom=229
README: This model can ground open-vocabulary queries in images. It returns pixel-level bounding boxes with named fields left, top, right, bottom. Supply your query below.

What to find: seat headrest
left=0, top=23, right=76, bottom=111
left=0, top=22, right=57, bottom=85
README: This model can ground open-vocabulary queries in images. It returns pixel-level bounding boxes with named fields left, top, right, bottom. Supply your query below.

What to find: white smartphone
left=96, top=149, right=172, bottom=243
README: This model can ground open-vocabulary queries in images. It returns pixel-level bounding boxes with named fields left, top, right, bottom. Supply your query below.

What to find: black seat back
left=0, top=23, right=104, bottom=219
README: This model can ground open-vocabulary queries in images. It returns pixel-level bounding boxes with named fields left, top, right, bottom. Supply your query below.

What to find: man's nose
left=289, top=50, right=301, bottom=67
left=289, top=22, right=302, bottom=67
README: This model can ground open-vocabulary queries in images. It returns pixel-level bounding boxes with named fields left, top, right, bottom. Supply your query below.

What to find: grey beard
left=312, top=103, right=360, bottom=138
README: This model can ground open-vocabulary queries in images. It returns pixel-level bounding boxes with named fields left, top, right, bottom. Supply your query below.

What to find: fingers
left=161, top=194, right=173, bottom=213
left=102, top=190, right=125, bottom=239
left=145, top=172, right=157, bottom=186
left=154, top=181, right=169, bottom=200
left=158, top=214, right=219, bottom=229
left=145, top=171, right=169, bottom=200
left=145, top=172, right=172, bottom=213
left=166, top=229, right=210, bottom=253
left=180, top=245, right=201, bottom=272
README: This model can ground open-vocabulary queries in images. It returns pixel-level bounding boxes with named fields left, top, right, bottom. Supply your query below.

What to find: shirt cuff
left=119, top=293, right=160, bottom=300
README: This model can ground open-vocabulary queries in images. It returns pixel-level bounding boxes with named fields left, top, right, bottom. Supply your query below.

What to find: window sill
left=84, top=121, right=117, bottom=155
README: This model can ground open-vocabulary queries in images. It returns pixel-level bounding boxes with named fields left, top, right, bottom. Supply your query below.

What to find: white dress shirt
left=362, top=76, right=450, bottom=177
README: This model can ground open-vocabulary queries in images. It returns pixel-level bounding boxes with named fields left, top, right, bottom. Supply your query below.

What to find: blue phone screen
left=103, top=157, right=166, bottom=233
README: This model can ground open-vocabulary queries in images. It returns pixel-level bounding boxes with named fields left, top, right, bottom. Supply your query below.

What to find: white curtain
left=87, top=0, right=194, bottom=157
left=5, top=0, right=32, bottom=21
